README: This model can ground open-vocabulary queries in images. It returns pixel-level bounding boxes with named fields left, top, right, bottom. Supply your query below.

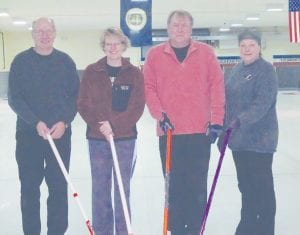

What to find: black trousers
left=15, top=129, right=71, bottom=235
left=232, top=151, right=276, bottom=235
left=159, top=134, right=211, bottom=235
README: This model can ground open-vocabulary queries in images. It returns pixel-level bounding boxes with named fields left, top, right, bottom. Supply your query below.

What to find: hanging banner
left=120, top=0, right=152, bottom=47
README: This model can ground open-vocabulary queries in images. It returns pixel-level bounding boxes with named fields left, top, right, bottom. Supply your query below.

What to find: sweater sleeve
left=207, top=50, right=225, bottom=125
left=143, top=48, right=164, bottom=120
left=60, top=57, right=80, bottom=125
left=8, top=57, right=39, bottom=127
left=77, top=67, right=102, bottom=130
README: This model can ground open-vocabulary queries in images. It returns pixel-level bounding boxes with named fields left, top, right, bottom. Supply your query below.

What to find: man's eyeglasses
left=33, top=30, right=55, bottom=36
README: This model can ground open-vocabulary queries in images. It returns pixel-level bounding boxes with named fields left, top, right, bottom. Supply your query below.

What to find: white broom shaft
left=109, top=135, right=133, bottom=234
left=46, top=134, right=89, bottom=222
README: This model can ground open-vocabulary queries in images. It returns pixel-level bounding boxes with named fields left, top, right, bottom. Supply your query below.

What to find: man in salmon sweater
left=143, top=9, right=225, bottom=235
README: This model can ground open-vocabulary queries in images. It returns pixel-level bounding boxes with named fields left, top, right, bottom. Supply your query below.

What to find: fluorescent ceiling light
left=267, top=8, right=283, bottom=12
left=12, top=19, right=27, bottom=25
left=0, top=9, right=9, bottom=17
left=231, top=23, right=243, bottom=27
left=266, top=3, right=283, bottom=12
left=219, top=27, right=230, bottom=32
left=0, top=12, right=9, bottom=17
left=246, top=16, right=260, bottom=21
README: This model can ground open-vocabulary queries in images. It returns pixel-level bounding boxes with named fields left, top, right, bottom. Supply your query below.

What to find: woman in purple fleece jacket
left=224, top=29, right=278, bottom=235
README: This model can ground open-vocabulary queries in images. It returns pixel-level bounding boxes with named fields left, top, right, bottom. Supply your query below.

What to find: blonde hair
left=100, top=27, right=130, bottom=51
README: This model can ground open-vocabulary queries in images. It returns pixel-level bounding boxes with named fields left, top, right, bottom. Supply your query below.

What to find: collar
left=163, top=40, right=198, bottom=55
left=91, top=56, right=132, bottom=72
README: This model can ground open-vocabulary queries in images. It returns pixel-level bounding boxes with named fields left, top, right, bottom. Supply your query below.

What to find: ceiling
left=0, top=0, right=290, bottom=35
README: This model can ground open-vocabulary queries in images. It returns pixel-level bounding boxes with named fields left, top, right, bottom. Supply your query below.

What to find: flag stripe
left=293, top=12, right=297, bottom=42
left=297, top=12, right=300, bottom=41
left=289, top=12, right=293, bottom=42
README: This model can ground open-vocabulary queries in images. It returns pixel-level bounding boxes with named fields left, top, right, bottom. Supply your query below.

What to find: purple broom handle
left=199, top=127, right=233, bottom=235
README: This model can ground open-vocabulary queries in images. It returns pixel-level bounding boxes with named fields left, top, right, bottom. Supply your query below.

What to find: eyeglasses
left=105, top=42, right=122, bottom=47
left=33, top=30, right=55, bottom=36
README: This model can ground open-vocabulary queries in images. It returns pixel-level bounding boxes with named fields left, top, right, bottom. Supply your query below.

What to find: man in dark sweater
left=8, top=17, right=79, bottom=235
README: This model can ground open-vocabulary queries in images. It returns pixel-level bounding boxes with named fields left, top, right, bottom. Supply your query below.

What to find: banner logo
left=126, top=8, right=147, bottom=31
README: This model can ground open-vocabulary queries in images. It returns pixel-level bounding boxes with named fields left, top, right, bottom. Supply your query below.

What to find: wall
left=215, top=33, right=300, bottom=89
left=0, top=29, right=300, bottom=97
left=215, top=34, right=300, bottom=62
left=0, top=30, right=142, bottom=71
left=1, top=30, right=300, bottom=70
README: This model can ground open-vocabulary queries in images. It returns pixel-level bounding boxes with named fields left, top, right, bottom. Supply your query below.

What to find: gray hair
left=100, top=27, right=130, bottom=51
left=167, top=10, right=194, bottom=26
left=32, top=17, right=56, bottom=32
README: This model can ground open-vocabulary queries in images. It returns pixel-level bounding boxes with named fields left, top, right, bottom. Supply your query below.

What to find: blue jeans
left=88, top=138, right=136, bottom=235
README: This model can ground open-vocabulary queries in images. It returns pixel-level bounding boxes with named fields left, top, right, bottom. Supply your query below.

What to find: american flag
left=289, top=0, right=300, bottom=43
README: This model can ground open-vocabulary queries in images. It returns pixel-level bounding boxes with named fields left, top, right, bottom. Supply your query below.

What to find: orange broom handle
left=163, top=129, right=172, bottom=235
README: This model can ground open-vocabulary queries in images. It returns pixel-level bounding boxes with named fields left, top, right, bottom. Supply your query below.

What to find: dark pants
left=15, top=129, right=71, bottom=235
left=232, top=151, right=276, bottom=235
left=159, top=134, right=211, bottom=235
